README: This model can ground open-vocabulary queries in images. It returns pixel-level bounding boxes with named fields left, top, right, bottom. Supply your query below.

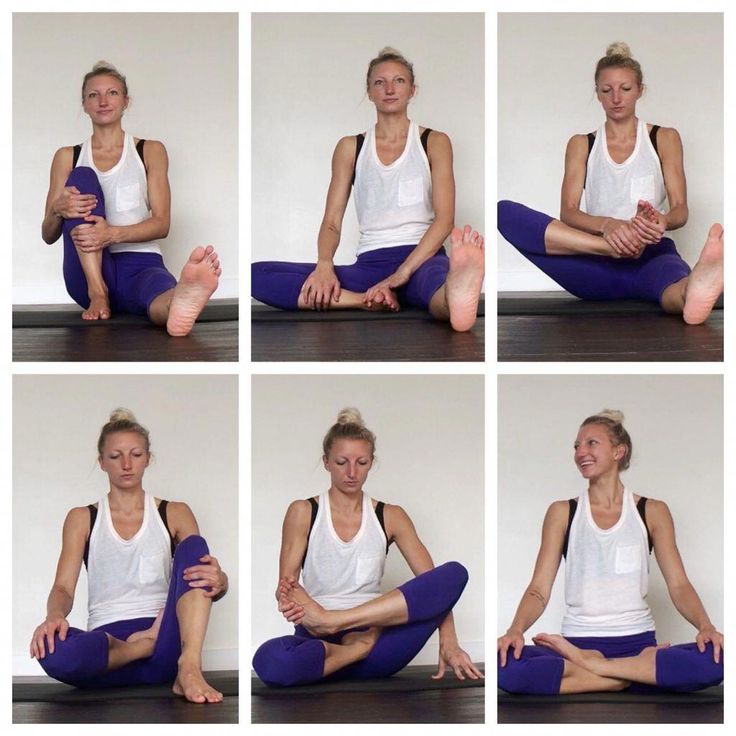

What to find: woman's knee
left=253, top=636, right=325, bottom=687
left=657, top=643, right=724, bottom=691
left=37, top=630, right=106, bottom=685
left=436, top=561, right=469, bottom=594
left=65, top=166, right=102, bottom=194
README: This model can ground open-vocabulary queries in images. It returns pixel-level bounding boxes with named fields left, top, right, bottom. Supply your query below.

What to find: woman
left=252, top=408, right=483, bottom=686
left=498, top=42, right=723, bottom=325
left=41, top=62, right=221, bottom=336
left=497, top=410, right=723, bottom=695
left=30, top=409, right=229, bottom=704
left=251, top=47, right=485, bottom=332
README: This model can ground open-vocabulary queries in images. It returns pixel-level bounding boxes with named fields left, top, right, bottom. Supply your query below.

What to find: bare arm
left=386, top=504, right=482, bottom=680
left=167, top=501, right=228, bottom=602
left=278, top=500, right=312, bottom=588
left=498, top=501, right=567, bottom=666
left=656, top=127, right=688, bottom=230
left=30, top=507, right=88, bottom=658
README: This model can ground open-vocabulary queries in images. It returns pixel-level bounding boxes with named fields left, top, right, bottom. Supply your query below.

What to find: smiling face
left=82, top=74, right=128, bottom=125
left=595, top=67, right=642, bottom=121
left=367, top=61, right=415, bottom=113
left=323, top=438, right=374, bottom=494
left=574, top=423, right=623, bottom=480
left=99, top=430, right=150, bottom=489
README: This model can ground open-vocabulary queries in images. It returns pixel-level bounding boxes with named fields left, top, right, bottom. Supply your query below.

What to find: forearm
left=438, top=611, right=459, bottom=645
left=316, top=221, right=341, bottom=265
left=46, top=586, right=73, bottom=619
left=42, top=212, right=63, bottom=244
left=559, top=206, right=610, bottom=236
left=392, top=218, right=453, bottom=280
left=669, top=581, right=714, bottom=630
left=106, top=216, right=169, bottom=246
left=506, top=585, right=548, bottom=635
left=663, top=203, right=688, bottom=231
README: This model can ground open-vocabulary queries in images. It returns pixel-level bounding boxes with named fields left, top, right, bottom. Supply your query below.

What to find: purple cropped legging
left=251, top=245, right=449, bottom=312
left=497, top=200, right=691, bottom=304
left=252, top=561, right=469, bottom=687
left=37, top=535, right=211, bottom=688
left=498, top=630, right=723, bottom=695
left=62, top=166, right=177, bottom=318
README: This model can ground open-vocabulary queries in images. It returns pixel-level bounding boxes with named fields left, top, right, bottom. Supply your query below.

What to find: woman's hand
left=30, top=616, right=69, bottom=659
left=696, top=625, right=723, bottom=664
left=363, top=269, right=410, bottom=311
left=630, top=200, right=668, bottom=245
left=276, top=577, right=305, bottom=624
left=70, top=215, right=114, bottom=252
left=183, top=554, right=228, bottom=599
left=601, top=218, right=645, bottom=258
left=497, top=628, right=525, bottom=667
left=300, top=262, right=341, bottom=310
left=432, top=641, right=484, bottom=680
left=52, top=186, right=98, bottom=220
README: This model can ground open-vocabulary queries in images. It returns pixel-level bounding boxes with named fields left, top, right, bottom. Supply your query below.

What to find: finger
left=467, top=661, right=485, bottom=679
left=431, top=660, right=446, bottom=679
left=513, top=640, right=523, bottom=660
left=462, top=662, right=480, bottom=680
left=697, top=637, right=706, bottom=653
left=68, top=186, right=80, bottom=194
left=498, top=642, right=508, bottom=668
left=333, top=282, right=341, bottom=302
left=59, top=620, right=69, bottom=641
left=452, top=664, right=466, bottom=681
left=45, top=629, right=55, bottom=656
left=714, top=641, right=721, bottom=664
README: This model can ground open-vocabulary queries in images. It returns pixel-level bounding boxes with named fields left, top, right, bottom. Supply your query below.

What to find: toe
left=450, top=227, right=463, bottom=247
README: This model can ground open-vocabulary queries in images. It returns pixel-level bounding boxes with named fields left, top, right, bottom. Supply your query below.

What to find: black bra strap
left=420, top=128, right=432, bottom=156
left=637, top=496, right=654, bottom=554
left=72, top=144, right=82, bottom=168
left=351, top=134, right=365, bottom=186
left=301, top=497, right=320, bottom=568
left=375, top=501, right=391, bottom=553
left=83, top=504, right=98, bottom=569
left=562, top=498, right=578, bottom=560
left=157, top=499, right=176, bottom=556
left=136, top=138, right=147, bottom=170
left=649, top=125, right=661, bottom=161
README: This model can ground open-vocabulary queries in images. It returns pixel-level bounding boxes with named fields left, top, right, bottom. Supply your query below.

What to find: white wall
left=251, top=12, right=484, bottom=266
left=498, top=374, right=723, bottom=645
left=13, top=374, right=239, bottom=675
left=498, top=13, right=723, bottom=291
left=252, top=374, right=484, bottom=666
left=13, top=13, right=239, bottom=303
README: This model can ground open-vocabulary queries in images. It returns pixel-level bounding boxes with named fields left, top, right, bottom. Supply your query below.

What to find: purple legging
left=62, top=166, right=177, bottom=318
left=252, top=561, right=469, bottom=687
left=252, top=245, right=449, bottom=312
left=497, top=200, right=691, bottom=304
left=37, top=535, right=212, bottom=688
left=498, top=630, right=723, bottom=695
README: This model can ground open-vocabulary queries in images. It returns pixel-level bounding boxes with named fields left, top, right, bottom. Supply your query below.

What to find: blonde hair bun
left=109, top=407, right=137, bottom=423
left=336, top=407, right=364, bottom=427
left=597, top=408, right=625, bottom=424
left=606, top=42, right=632, bottom=59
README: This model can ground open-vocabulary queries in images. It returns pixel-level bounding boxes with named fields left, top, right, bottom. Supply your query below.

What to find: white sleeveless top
left=77, top=131, right=161, bottom=254
left=87, top=492, right=172, bottom=630
left=584, top=119, right=667, bottom=220
left=301, top=491, right=387, bottom=610
left=561, top=487, right=655, bottom=637
left=353, top=121, right=435, bottom=255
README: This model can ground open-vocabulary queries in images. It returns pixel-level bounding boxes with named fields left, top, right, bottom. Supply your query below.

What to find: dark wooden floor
left=498, top=292, right=723, bottom=362
left=499, top=700, right=722, bottom=724
left=12, top=301, right=238, bottom=362
left=252, top=305, right=484, bottom=362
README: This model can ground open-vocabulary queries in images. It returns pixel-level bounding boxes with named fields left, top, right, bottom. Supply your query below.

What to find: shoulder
left=284, top=499, right=314, bottom=523
left=63, top=506, right=92, bottom=538
left=51, top=146, right=74, bottom=170
left=546, top=500, right=573, bottom=526
left=382, top=503, right=415, bottom=536
left=652, top=126, right=683, bottom=153
left=139, top=139, right=168, bottom=164
left=164, top=500, right=196, bottom=524
left=425, top=129, right=452, bottom=157
left=335, top=135, right=359, bottom=156
left=566, top=134, right=590, bottom=156
left=641, top=497, right=672, bottom=526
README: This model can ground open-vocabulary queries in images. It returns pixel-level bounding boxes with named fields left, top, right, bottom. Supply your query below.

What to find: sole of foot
left=683, top=223, right=723, bottom=325
left=446, top=225, right=484, bottom=332
left=166, top=245, right=221, bottom=337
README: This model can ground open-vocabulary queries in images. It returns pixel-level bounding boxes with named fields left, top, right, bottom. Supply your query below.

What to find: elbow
left=559, top=206, right=575, bottom=227
left=157, top=217, right=170, bottom=239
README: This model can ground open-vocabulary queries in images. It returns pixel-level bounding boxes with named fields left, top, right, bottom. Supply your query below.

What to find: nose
left=122, top=455, right=132, bottom=469
left=346, top=463, right=357, bottom=478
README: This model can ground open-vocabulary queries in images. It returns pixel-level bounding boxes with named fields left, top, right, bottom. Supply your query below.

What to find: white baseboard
left=498, top=271, right=564, bottom=292
left=13, top=277, right=239, bottom=305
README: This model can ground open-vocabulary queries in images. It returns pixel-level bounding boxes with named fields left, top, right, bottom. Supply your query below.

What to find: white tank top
left=77, top=131, right=161, bottom=254
left=301, top=491, right=387, bottom=610
left=87, top=492, right=172, bottom=630
left=584, top=119, right=667, bottom=220
left=353, top=121, right=435, bottom=255
left=561, top=487, right=655, bottom=637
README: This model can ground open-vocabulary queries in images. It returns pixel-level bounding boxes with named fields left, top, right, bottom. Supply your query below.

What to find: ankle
left=178, top=654, right=202, bottom=671
left=88, top=287, right=108, bottom=299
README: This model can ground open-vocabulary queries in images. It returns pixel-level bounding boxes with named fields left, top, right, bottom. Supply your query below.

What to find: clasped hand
left=183, top=554, right=228, bottom=598
left=70, top=216, right=113, bottom=252
left=53, top=186, right=97, bottom=220
left=363, top=270, right=409, bottom=311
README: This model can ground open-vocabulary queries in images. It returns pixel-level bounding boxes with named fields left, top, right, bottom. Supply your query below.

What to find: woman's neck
left=604, top=115, right=638, bottom=141
left=91, top=123, right=125, bottom=149
left=328, top=486, right=363, bottom=514
left=587, top=473, right=624, bottom=508
left=375, top=112, right=410, bottom=140
left=108, top=486, right=145, bottom=511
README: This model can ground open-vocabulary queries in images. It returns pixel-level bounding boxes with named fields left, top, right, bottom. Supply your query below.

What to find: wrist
left=107, top=226, right=121, bottom=246
left=698, top=622, right=715, bottom=633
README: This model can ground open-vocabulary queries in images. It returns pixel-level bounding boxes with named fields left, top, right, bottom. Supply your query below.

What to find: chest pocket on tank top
left=355, top=555, right=382, bottom=586
left=139, top=552, right=167, bottom=585
left=116, top=182, right=142, bottom=213
left=614, top=544, right=641, bottom=575
left=398, top=177, right=424, bottom=207
left=629, top=175, right=655, bottom=205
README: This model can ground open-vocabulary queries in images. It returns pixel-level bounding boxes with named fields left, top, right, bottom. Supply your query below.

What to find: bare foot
left=446, top=225, right=484, bottom=332
left=683, top=224, right=724, bottom=325
left=82, top=293, right=111, bottom=320
left=532, top=633, right=604, bottom=670
left=279, top=579, right=341, bottom=636
left=166, top=246, right=221, bottom=337
left=126, top=608, right=164, bottom=645
left=173, top=661, right=224, bottom=703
